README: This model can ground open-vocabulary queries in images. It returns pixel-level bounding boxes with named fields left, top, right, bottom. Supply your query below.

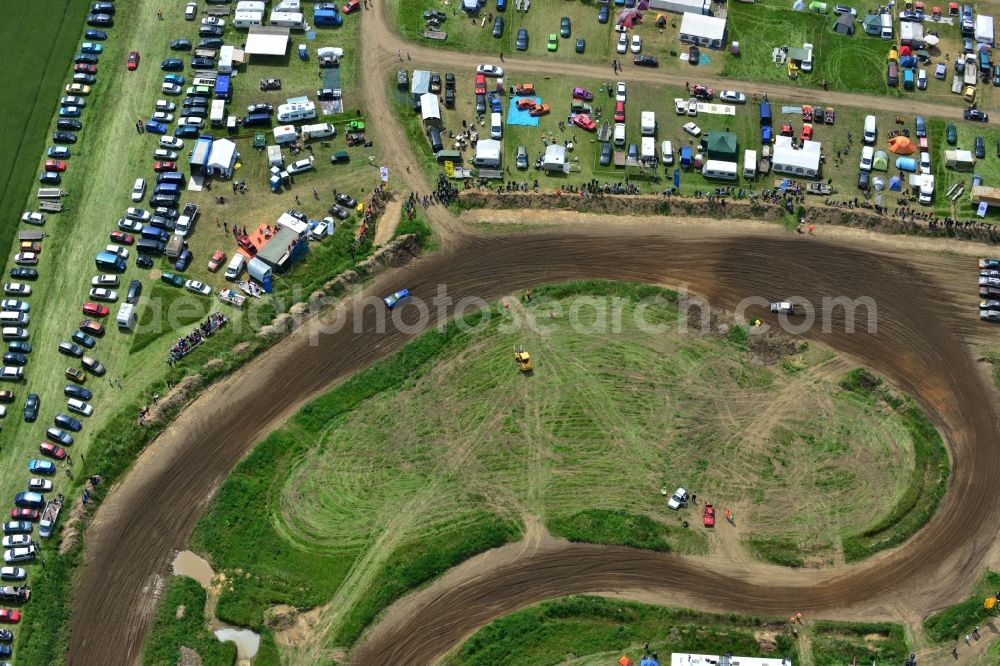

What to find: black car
left=444, top=88, right=455, bottom=108
left=3, top=353, right=27, bottom=366
left=475, top=93, right=486, bottom=114
left=54, top=413, right=82, bottom=432
left=199, top=25, right=223, bottom=37
left=9, top=268, right=38, bottom=280
left=247, top=103, right=273, bottom=114
left=328, top=204, right=350, bottom=220
left=75, top=53, right=99, bottom=65
left=64, top=385, right=92, bottom=400
left=858, top=170, right=870, bottom=190
left=154, top=206, right=179, bottom=219
left=136, top=255, right=154, bottom=269
left=599, top=142, right=612, bottom=166
left=975, top=136, right=986, bottom=158
left=8, top=342, right=30, bottom=354
left=183, top=107, right=208, bottom=118
left=71, top=331, right=96, bottom=348
left=634, top=55, right=658, bottom=67
left=445, top=72, right=455, bottom=90
left=198, top=37, right=224, bottom=49
left=150, top=194, right=180, bottom=208
left=335, top=193, right=357, bottom=207
left=57, top=119, right=82, bottom=131
left=429, top=73, right=442, bottom=93
left=126, top=280, right=142, bottom=304
left=493, top=15, right=504, bottom=38
left=23, top=394, right=39, bottom=423
left=191, top=56, right=216, bottom=69
left=53, top=131, right=77, bottom=144
left=183, top=96, right=209, bottom=108
left=161, top=58, right=184, bottom=71
left=170, top=39, right=192, bottom=51
left=964, top=108, right=989, bottom=122
left=85, top=13, right=113, bottom=26
left=91, top=2, right=115, bottom=14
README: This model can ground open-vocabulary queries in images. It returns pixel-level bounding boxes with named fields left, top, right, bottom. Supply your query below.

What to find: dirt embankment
left=458, top=192, right=1000, bottom=243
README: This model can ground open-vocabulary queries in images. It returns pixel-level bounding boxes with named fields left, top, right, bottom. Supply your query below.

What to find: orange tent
left=888, top=135, right=916, bottom=155
left=619, top=658, right=634, bottom=666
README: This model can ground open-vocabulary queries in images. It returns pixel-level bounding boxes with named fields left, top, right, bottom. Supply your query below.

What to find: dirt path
left=373, top=198, right=402, bottom=247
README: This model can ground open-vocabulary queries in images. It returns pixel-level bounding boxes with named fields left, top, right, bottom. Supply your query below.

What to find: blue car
left=79, top=41, right=104, bottom=54
left=161, top=58, right=184, bottom=71
left=47, top=146, right=71, bottom=159
left=84, top=29, right=108, bottom=40
left=175, top=248, right=192, bottom=271
left=145, top=120, right=168, bottom=134
left=71, top=331, right=96, bottom=348
left=163, top=73, right=185, bottom=85
left=497, top=0, right=506, bottom=9
left=598, top=5, right=609, bottom=22
left=383, top=288, right=410, bottom=309
left=59, top=106, right=82, bottom=118
left=174, top=125, right=199, bottom=138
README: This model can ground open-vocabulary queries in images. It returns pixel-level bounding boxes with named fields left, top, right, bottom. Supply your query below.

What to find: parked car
left=682, top=122, right=701, bottom=136
left=630, top=35, right=642, bottom=53
left=81, top=303, right=109, bottom=318
left=477, top=64, right=503, bottom=77
left=975, top=136, right=986, bottom=158
left=39, top=442, right=66, bottom=460
left=67, top=398, right=93, bottom=417
left=516, top=28, right=528, bottom=50
left=616, top=81, right=627, bottom=102
left=23, top=394, right=38, bottom=423
left=85, top=29, right=107, bottom=40
left=965, top=108, right=989, bottom=122
left=170, top=39, right=191, bottom=51
left=946, top=123, right=958, bottom=144
left=0, top=568, right=26, bottom=581
left=185, top=280, right=211, bottom=295
left=720, top=90, right=746, bottom=104
left=53, top=131, right=77, bottom=144
left=666, top=487, right=689, bottom=510
left=47, top=146, right=70, bottom=159
left=127, top=50, right=140, bottom=70
left=616, top=32, right=628, bottom=54
left=54, top=413, right=82, bottom=432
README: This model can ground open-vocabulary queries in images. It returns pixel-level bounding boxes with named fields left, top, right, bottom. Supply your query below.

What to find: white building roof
left=420, top=93, right=441, bottom=121
left=772, top=135, right=822, bottom=171
left=671, top=654, right=791, bottom=666
left=678, top=12, right=727, bottom=40
left=207, top=139, right=237, bottom=171
left=476, top=139, right=502, bottom=161
left=245, top=26, right=290, bottom=56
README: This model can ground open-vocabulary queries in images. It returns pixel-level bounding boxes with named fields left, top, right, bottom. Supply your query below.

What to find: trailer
left=218, top=288, right=247, bottom=307
left=38, top=201, right=63, bottom=213
left=39, top=497, right=62, bottom=538
left=0, top=586, right=29, bottom=603
left=37, top=188, right=67, bottom=199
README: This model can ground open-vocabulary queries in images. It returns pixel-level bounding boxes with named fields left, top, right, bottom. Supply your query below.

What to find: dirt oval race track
left=69, top=228, right=1000, bottom=665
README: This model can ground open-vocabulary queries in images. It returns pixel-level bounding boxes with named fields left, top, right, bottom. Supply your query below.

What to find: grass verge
left=810, top=620, right=909, bottom=666
left=838, top=369, right=950, bottom=562
left=548, top=509, right=706, bottom=554
left=748, top=537, right=806, bottom=568
left=923, top=571, right=1000, bottom=643
left=443, top=595, right=798, bottom=666
left=141, top=576, right=237, bottom=665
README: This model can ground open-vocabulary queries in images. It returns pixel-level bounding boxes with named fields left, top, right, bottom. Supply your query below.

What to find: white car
left=185, top=280, right=211, bottom=296
left=630, top=35, right=642, bottom=53
left=674, top=98, right=686, bottom=115
left=476, top=64, right=504, bottom=77
left=153, top=149, right=178, bottom=161
left=719, top=90, right=747, bottom=104
left=616, top=32, right=628, bottom=54
left=125, top=207, right=151, bottom=221
left=666, top=487, right=689, bottom=510
left=919, top=151, right=931, bottom=174
left=769, top=301, right=795, bottom=314
left=105, top=244, right=129, bottom=259
left=152, top=112, right=174, bottom=123
left=0, top=566, right=26, bottom=579
left=92, top=275, right=119, bottom=287
left=184, top=2, right=197, bottom=19
left=161, top=82, right=182, bottom=95
left=177, top=116, right=204, bottom=128
left=3, top=284, right=30, bottom=297
left=27, top=478, right=52, bottom=492
left=860, top=146, right=874, bottom=172
left=21, top=212, right=44, bottom=225
left=89, top=288, right=118, bottom=302
left=682, top=122, right=702, bottom=137
left=1, top=535, right=30, bottom=549
left=131, top=178, right=146, bottom=202
left=615, top=81, right=626, bottom=103
left=801, top=42, right=814, bottom=72
left=174, top=215, right=194, bottom=236
left=687, top=99, right=698, bottom=116
left=286, top=157, right=315, bottom=174
left=67, top=398, right=94, bottom=416
left=160, top=136, right=184, bottom=150
left=62, top=95, right=86, bottom=107
left=155, top=100, right=176, bottom=112
left=201, top=16, right=225, bottom=26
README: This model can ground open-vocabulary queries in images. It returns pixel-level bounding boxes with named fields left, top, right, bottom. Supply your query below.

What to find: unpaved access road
left=69, top=223, right=1000, bottom=665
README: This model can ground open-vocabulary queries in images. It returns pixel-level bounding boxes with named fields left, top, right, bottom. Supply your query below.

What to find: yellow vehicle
left=787, top=60, right=799, bottom=79
left=962, top=85, right=976, bottom=104
left=513, top=346, right=532, bottom=372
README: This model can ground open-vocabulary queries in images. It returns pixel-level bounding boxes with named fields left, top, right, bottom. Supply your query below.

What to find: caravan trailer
left=702, top=159, right=738, bottom=180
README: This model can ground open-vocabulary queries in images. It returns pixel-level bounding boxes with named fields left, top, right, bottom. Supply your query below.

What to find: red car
left=207, top=250, right=226, bottom=272
left=800, top=123, right=813, bottom=141
left=780, top=124, right=794, bottom=137
left=110, top=232, right=135, bottom=245
left=74, top=63, right=97, bottom=74
left=127, top=50, right=140, bottom=71
left=703, top=504, right=715, bottom=527
left=343, top=0, right=361, bottom=12
left=475, top=74, right=487, bottom=95
left=0, top=609, right=20, bottom=624
left=236, top=235, right=257, bottom=256
left=691, top=85, right=713, bottom=100
left=10, top=508, right=39, bottom=521
left=571, top=114, right=597, bottom=131
left=44, top=160, right=67, bottom=172
left=614, top=100, right=625, bottom=122
left=79, top=319, right=105, bottom=336
left=153, top=160, right=176, bottom=173
left=82, top=302, right=109, bottom=317
left=40, top=442, right=67, bottom=460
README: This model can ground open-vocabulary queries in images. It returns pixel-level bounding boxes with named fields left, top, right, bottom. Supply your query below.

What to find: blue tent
left=888, top=175, right=903, bottom=190
left=680, top=146, right=692, bottom=167
left=640, top=659, right=660, bottom=666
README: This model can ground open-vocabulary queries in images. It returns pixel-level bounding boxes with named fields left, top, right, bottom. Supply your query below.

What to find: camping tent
left=809, top=1, right=828, bottom=12
left=888, top=135, right=916, bottom=154
left=206, top=138, right=238, bottom=178
left=888, top=175, right=903, bottom=191
left=833, top=13, right=855, bottom=34
left=792, top=0, right=805, bottom=9
left=872, top=176, right=885, bottom=190
left=541, top=144, right=568, bottom=172
left=616, top=9, right=643, bottom=28
left=924, top=33, right=940, bottom=46
left=900, top=44, right=912, bottom=56
left=873, top=150, right=889, bottom=170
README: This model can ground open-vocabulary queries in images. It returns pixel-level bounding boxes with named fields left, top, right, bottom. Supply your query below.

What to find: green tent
left=809, top=1, right=829, bottom=13
left=873, top=150, right=889, bottom=171
left=703, top=131, right=738, bottom=161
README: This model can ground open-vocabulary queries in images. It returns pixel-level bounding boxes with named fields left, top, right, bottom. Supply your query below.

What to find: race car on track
left=383, top=289, right=410, bottom=309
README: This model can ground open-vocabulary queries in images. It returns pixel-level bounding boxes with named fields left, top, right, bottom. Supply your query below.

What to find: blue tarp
left=507, top=96, right=541, bottom=126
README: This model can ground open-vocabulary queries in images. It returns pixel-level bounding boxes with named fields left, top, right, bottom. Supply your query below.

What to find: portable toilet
left=298, top=44, right=307, bottom=60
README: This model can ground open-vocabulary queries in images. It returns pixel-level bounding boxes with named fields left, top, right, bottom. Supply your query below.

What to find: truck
left=0, top=586, right=29, bottom=602
left=39, top=497, right=62, bottom=538
left=174, top=203, right=199, bottom=237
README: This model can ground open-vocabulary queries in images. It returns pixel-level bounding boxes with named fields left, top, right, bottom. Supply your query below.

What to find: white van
left=880, top=13, right=893, bottom=40
left=277, top=102, right=316, bottom=123
left=269, top=10, right=305, bottom=28
left=225, top=254, right=246, bottom=280
left=701, top=160, right=738, bottom=181
left=273, top=125, right=298, bottom=143
left=640, top=111, right=656, bottom=136
left=301, top=123, right=336, bottom=139
left=0, top=367, right=23, bottom=381
left=613, top=123, right=626, bottom=147
left=743, top=149, right=757, bottom=178
left=116, top=303, right=136, bottom=330
left=1, top=327, right=27, bottom=340
left=490, top=112, right=502, bottom=140
left=862, top=115, right=877, bottom=144
left=233, top=10, right=264, bottom=29
left=661, top=140, right=674, bottom=165
left=860, top=145, right=874, bottom=171
left=0, top=312, right=28, bottom=326
left=640, top=137, right=656, bottom=161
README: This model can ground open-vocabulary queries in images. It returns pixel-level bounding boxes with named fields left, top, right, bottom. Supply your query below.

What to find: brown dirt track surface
left=66, top=4, right=1000, bottom=665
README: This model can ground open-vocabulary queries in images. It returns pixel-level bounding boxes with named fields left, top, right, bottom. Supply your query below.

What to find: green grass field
left=923, top=570, right=1000, bottom=643
left=162, top=281, right=930, bottom=662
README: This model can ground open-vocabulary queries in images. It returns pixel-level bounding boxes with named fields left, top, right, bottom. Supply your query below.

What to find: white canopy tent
left=245, top=26, right=291, bottom=56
